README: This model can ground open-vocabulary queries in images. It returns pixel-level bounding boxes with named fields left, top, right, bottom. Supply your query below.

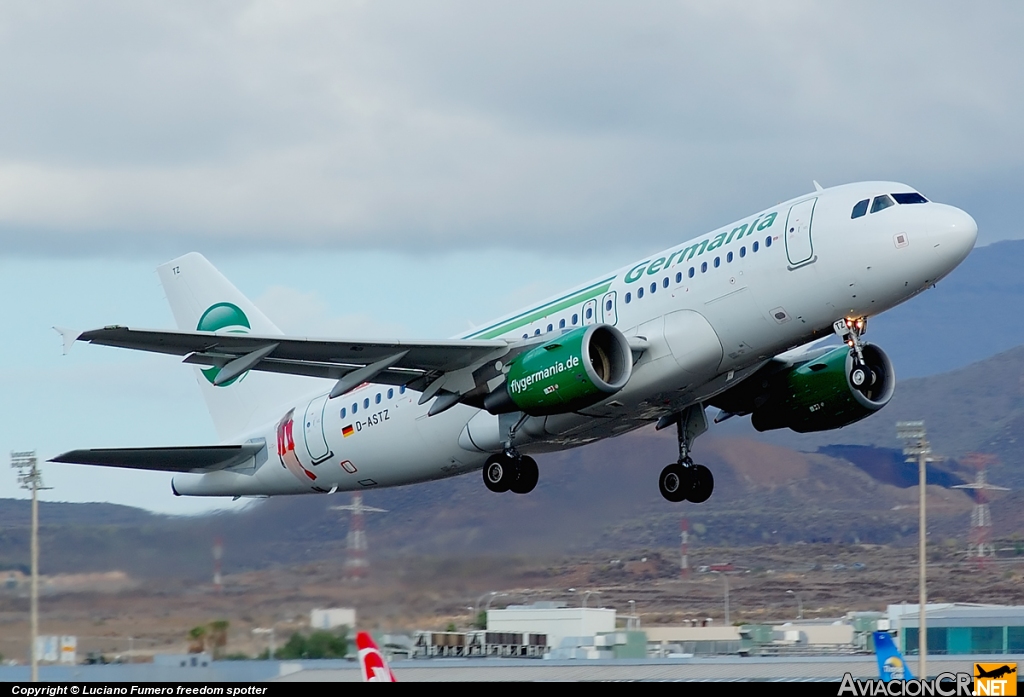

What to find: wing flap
left=50, top=443, right=265, bottom=474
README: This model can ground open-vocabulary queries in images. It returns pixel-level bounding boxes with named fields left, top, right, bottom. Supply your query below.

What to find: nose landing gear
left=657, top=404, right=715, bottom=504
left=834, top=317, right=877, bottom=392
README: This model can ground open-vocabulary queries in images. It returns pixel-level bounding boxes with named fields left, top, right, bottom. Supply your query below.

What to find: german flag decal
left=342, top=425, right=355, bottom=438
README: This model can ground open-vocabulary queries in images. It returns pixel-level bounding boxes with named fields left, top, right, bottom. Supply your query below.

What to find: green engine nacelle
left=485, top=324, right=633, bottom=417
left=751, top=344, right=895, bottom=433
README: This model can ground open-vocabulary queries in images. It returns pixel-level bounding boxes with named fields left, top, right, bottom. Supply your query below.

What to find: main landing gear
left=657, top=404, right=715, bottom=504
left=834, top=317, right=877, bottom=393
left=483, top=413, right=539, bottom=495
left=483, top=451, right=538, bottom=494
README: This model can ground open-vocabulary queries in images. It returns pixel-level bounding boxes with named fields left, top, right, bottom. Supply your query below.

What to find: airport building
left=890, top=603, right=1024, bottom=655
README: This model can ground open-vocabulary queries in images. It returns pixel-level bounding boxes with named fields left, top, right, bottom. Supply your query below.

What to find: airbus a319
left=53, top=182, right=977, bottom=505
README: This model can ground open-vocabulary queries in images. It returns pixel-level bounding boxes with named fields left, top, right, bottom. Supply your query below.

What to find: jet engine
left=712, top=344, right=895, bottom=433
left=485, top=324, right=632, bottom=416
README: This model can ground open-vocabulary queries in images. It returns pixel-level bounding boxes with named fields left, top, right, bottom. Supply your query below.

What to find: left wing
left=70, top=325, right=515, bottom=414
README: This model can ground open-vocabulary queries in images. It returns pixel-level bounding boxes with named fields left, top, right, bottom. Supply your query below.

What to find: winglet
left=53, top=326, right=81, bottom=356
left=357, top=631, right=397, bottom=682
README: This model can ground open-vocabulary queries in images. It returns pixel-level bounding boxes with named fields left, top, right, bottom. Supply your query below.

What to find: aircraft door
left=600, top=291, right=618, bottom=325
left=582, top=299, right=598, bottom=326
left=785, top=198, right=817, bottom=267
left=303, top=395, right=334, bottom=465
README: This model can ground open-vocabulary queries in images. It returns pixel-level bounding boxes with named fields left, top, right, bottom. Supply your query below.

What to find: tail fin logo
left=196, top=302, right=251, bottom=386
left=357, top=631, right=397, bottom=682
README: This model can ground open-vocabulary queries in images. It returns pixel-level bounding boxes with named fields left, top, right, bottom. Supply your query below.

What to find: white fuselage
left=171, top=181, right=977, bottom=497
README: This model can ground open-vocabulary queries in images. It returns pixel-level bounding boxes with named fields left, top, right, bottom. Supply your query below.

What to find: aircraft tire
left=510, top=456, right=539, bottom=494
left=850, top=365, right=869, bottom=388
left=658, top=463, right=690, bottom=503
left=688, top=464, right=714, bottom=503
left=483, top=454, right=514, bottom=493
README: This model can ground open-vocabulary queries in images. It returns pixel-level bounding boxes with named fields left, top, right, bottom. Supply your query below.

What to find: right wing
left=71, top=325, right=517, bottom=414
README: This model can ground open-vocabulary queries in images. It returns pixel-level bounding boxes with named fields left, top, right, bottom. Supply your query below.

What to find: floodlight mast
left=11, top=451, right=48, bottom=683
left=896, top=422, right=931, bottom=679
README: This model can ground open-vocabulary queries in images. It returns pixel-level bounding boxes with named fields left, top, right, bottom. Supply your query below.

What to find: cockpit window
left=851, top=199, right=869, bottom=219
left=870, top=195, right=895, bottom=214
left=892, top=192, right=928, bottom=205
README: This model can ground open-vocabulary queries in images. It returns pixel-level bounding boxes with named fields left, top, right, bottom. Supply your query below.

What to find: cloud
left=0, top=2, right=1023, bottom=256
left=255, top=284, right=410, bottom=338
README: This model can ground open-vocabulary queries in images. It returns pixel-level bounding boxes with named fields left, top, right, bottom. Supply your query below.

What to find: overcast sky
left=3, top=2, right=1023, bottom=514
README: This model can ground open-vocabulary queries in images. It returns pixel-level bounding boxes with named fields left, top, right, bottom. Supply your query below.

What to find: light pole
left=252, top=627, right=276, bottom=660
left=897, top=421, right=931, bottom=679
left=724, top=575, right=730, bottom=626
left=786, top=590, right=803, bottom=620
left=12, top=451, right=48, bottom=683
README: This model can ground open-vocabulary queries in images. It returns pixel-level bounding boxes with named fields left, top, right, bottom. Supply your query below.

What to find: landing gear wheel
left=688, top=464, right=714, bottom=504
left=659, top=463, right=691, bottom=503
left=510, top=456, right=538, bottom=494
left=483, top=454, right=515, bottom=493
left=850, top=364, right=869, bottom=388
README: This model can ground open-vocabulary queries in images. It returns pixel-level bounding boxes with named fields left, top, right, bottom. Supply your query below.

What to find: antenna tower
left=680, top=518, right=690, bottom=579
left=953, top=454, right=1007, bottom=567
left=331, top=493, right=387, bottom=580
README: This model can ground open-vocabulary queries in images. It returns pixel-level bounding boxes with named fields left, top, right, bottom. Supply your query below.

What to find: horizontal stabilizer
left=50, top=443, right=265, bottom=473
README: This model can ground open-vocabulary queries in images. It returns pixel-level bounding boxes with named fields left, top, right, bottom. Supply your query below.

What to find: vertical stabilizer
left=873, top=630, right=913, bottom=682
left=157, top=252, right=320, bottom=441
left=357, top=632, right=397, bottom=682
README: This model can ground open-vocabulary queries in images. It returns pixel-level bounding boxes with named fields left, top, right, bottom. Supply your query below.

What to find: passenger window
left=662, top=277, right=669, bottom=289
left=701, top=262, right=707, bottom=273
left=363, top=398, right=370, bottom=409
left=534, top=328, right=541, bottom=335
left=740, top=246, right=746, bottom=258
left=586, top=307, right=593, bottom=319
left=638, top=287, right=645, bottom=299
left=341, top=408, right=347, bottom=418
left=765, top=236, right=772, bottom=247
left=522, top=334, right=528, bottom=339
left=893, top=192, right=928, bottom=205
left=727, top=251, right=733, bottom=263
left=714, top=257, right=720, bottom=268
left=353, top=403, right=358, bottom=414
left=375, top=393, right=381, bottom=404
left=606, top=299, right=613, bottom=311
left=624, top=293, right=631, bottom=304
left=559, top=318, right=566, bottom=329
left=851, top=199, right=869, bottom=218
left=753, top=241, right=759, bottom=252
left=649, top=282, right=656, bottom=294
left=400, top=385, right=406, bottom=395
left=572, top=313, right=578, bottom=325
left=871, top=195, right=895, bottom=213
left=387, top=388, right=393, bottom=399
left=675, top=272, right=682, bottom=283
left=688, top=267, right=695, bottom=278
left=546, top=323, right=553, bottom=333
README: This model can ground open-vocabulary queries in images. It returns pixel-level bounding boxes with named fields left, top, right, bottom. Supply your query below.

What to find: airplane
left=976, top=664, right=1017, bottom=680
left=873, top=630, right=913, bottom=682
left=52, top=181, right=977, bottom=504
left=356, top=631, right=397, bottom=682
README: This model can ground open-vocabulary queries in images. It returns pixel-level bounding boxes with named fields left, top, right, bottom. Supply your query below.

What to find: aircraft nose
left=932, top=204, right=978, bottom=268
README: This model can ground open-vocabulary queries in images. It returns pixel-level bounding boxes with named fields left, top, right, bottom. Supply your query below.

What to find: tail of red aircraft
left=357, top=631, right=397, bottom=682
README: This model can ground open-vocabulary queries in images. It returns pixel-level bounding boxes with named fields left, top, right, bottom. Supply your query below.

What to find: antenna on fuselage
left=813, top=180, right=823, bottom=192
